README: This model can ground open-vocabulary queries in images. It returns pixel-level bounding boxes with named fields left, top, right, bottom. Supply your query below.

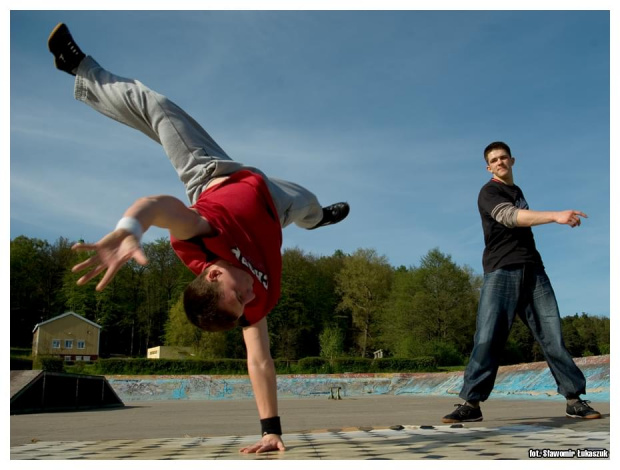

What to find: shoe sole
left=566, top=413, right=601, bottom=419
left=441, top=417, right=483, bottom=424
left=47, top=22, right=67, bottom=50
left=307, top=203, right=350, bottom=230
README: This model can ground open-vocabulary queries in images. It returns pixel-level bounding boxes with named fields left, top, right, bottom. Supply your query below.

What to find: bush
left=428, top=342, right=465, bottom=367
left=33, top=355, right=65, bottom=372
left=274, top=359, right=296, bottom=374
left=330, top=357, right=373, bottom=373
left=94, top=358, right=248, bottom=375
left=294, top=356, right=438, bottom=374
left=371, top=356, right=438, bottom=372
left=499, top=340, right=528, bottom=365
left=65, top=362, right=98, bottom=375
left=399, top=339, right=464, bottom=367
left=10, top=357, right=33, bottom=370
left=80, top=356, right=440, bottom=376
left=70, top=361, right=86, bottom=374
left=296, top=357, right=331, bottom=374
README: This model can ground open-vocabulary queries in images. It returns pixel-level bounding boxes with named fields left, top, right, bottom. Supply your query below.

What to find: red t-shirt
left=170, top=171, right=282, bottom=325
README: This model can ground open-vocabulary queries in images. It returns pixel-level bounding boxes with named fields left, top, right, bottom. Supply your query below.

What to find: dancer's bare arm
left=516, top=209, right=587, bottom=228
left=240, top=318, right=286, bottom=454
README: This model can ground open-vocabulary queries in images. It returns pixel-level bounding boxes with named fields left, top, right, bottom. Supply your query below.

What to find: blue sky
left=8, top=8, right=612, bottom=318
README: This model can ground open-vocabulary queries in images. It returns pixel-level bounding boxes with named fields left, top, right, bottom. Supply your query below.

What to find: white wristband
left=115, top=217, right=143, bottom=241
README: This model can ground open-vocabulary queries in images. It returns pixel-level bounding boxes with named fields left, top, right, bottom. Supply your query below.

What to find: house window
left=83, top=356, right=91, bottom=362
left=77, top=340, right=86, bottom=350
left=64, top=356, right=72, bottom=362
left=64, top=339, right=73, bottom=349
left=52, top=339, right=61, bottom=349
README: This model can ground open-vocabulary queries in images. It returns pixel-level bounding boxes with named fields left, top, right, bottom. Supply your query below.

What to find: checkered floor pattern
left=11, top=424, right=610, bottom=460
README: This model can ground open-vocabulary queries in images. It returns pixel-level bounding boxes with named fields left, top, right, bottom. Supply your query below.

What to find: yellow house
left=32, top=312, right=101, bottom=362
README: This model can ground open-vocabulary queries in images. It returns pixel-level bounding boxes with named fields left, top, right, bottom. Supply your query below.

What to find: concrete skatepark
left=10, top=356, right=610, bottom=460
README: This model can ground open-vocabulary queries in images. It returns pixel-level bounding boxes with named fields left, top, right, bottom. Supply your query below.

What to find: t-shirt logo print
left=231, top=247, right=269, bottom=290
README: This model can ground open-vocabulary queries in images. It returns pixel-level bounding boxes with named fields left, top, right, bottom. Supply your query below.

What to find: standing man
left=48, top=23, right=349, bottom=453
left=442, top=141, right=601, bottom=423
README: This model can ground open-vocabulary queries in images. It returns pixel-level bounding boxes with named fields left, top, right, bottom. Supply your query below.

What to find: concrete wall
left=107, top=355, right=609, bottom=402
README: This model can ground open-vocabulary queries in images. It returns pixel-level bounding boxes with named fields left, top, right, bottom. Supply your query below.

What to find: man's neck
left=492, top=176, right=514, bottom=186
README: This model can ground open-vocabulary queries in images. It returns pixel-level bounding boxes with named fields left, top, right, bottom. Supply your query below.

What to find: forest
left=10, top=235, right=610, bottom=366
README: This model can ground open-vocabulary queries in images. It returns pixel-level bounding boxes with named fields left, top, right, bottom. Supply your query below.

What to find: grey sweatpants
left=74, top=56, right=323, bottom=229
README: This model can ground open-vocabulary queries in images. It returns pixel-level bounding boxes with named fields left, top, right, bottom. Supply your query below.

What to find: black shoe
left=441, top=403, right=483, bottom=423
left=308, top=202, right=350, bottom=229
left=566, top=399, right=601, bottom=419
left=47, top=23, right=85, bottom=75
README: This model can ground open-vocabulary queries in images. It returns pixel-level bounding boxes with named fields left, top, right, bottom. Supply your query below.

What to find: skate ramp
left=10, top=370, right=124, bottom=415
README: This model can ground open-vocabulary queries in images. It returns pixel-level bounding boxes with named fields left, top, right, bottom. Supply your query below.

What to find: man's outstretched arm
left=240, top=317, right=286, bottom=454
left=515, top=209, right=587, bottom=228
left=72, top=195, right=213, bottom=291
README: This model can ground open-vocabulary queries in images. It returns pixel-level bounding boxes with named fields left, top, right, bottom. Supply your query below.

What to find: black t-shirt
left=478, top=179, right=543, bottom=273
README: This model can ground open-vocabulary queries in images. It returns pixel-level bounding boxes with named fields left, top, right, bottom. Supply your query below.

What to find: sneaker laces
left=453, top=403, right=470, bottom=415
left=573, top=399, right=594, bottom=411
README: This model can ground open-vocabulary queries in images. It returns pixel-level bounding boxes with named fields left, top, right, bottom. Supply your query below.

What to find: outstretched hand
left=71, top=229, right=148, bottom=291
left=556, top=210, right=588, bottom=228
left=239, top=434, right=286, bottom=454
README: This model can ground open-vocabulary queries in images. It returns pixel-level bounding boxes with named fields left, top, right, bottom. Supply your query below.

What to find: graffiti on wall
left=107, top=355, right=609, bottom=402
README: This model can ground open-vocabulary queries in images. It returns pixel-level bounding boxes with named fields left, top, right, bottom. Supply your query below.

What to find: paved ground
left=10, top=395, right=610, bottom=460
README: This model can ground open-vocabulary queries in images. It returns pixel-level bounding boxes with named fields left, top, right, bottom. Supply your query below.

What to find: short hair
left=183, top=274, right=240, bottom=332
left=483, top=141, right=512, bottom=163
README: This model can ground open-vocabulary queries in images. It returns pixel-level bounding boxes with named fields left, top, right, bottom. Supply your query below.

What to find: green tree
left=62, top=246, right=99, bottom=321
left=139, top=238, right=191, bottom=351
left=268, top=248, right=323, bottom=359
left=11, top=236, right=76, bottom=346
left=335, top=248, right=393, bottom=357
left=11, top=236, right=50, bottom=346
left=380, top=266, right=418, bottom=356
left=319, top=326, right=345, bottom=363
left=562, top=315, right=585, bottom=357
left=412, top=249, right=478, bottom=350
left=503, top=316, right=537, bottom=364
left=164, top=297, right=241, bottom=358
left=41, top=237, right=75, bottom=316
left=13, top=230, right=609, bottom=364
left=312, top=250, right=346, bottom=322
left=381, top=249, right=479, bottom=364
left=62, top=241, right=149, bottom=357
left=164, top=297, right=201, bottom=347
left=561, top=313, right=610, bottom=358
left=591, top=314, right=611, bottom=355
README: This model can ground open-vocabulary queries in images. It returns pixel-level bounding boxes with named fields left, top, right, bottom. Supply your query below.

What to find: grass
left=10, top=347, right=32, bottom=357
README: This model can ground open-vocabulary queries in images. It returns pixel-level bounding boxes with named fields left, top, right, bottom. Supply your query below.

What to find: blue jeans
left=74, top=56, right=323, bottom=229
left=460, top=264, right=586, bottom=402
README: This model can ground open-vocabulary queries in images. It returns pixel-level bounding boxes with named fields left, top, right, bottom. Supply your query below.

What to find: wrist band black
left=260, top=416, right=282, bottom=436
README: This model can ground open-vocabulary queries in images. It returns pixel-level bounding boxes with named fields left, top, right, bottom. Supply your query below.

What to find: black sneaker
left=441, top=403, right=483, bottom=423
left=47, top=23, right=86, bottom=75
left=566, top=400, right=601, bottom=419
left=308, top=202, right=350, bottom=229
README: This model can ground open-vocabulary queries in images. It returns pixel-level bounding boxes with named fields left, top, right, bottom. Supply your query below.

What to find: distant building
left=147, top=346, right=195, bottom=359
left=32, top=312, right=101, bottom=362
